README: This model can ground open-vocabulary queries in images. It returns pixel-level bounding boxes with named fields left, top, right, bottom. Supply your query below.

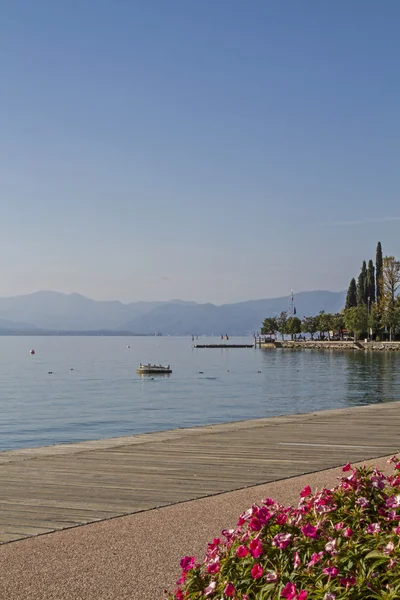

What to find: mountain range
left=0, top=290, right=346, bottom=335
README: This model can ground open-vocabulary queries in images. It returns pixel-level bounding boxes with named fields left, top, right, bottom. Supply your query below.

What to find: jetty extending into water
left=193, top=343, right=254, bottom=348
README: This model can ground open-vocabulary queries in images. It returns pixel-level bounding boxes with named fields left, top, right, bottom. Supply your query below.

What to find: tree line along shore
left=261, top=242, right=400, bottom=342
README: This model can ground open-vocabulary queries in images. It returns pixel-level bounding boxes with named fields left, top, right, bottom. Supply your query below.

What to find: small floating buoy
left=48, top=371, right=53, bottom=374
left=257, top=371, right=262, bottom=373
left=199, top=371, right=204, bottom=374
left=127, top=345, right=130, bottom=349
left=70, top=368, right=74, bottom=371
left=30, top=349, right=35, bottom=355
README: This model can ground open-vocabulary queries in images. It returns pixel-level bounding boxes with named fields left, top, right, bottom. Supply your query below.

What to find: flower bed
left=168, top=459, right=400, bottom=599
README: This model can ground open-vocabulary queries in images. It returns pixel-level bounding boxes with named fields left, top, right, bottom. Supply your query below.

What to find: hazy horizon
left=2, top=2, right=399, bottom=303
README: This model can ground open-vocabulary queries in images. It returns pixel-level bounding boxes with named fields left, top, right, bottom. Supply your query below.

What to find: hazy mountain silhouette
left=0, top=289, right=345, bottom=334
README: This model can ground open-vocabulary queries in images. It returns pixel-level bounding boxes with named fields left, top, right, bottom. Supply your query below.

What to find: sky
left=1, top=1, right=400, bottom=304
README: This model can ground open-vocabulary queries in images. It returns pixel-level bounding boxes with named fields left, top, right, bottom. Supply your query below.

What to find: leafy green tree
left=344, top=305, right=368, bottom=341
left=357, top=261, right=368, bottom=305
left=261, top=317, right=277, bottom=336
left=301, top=316, right=318, bottom=340
left=367, top=259, right=375, bottom=304
left=368, top=303, right=381, bottom=340
left=376, top=241, right=383, bottom=305
left=317, top=311, right=333, bottom=340
left=286, top=316, right=302, bottom=340
left=345, top=278, right=357, bottom=309
left=380, top=256, right=400, bottom=340
left=331, top=312, right=345, bottom=339
left=276, top=311, right=288, bottom=340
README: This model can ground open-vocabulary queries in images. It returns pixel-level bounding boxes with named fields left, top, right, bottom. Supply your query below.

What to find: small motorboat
left=137, top=363, right=172, bottom=374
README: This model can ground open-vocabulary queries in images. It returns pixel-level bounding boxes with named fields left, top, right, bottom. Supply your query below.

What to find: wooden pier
left=0, top=402, right=399, bottom=544
left=193, top=344, right=254, bottom=348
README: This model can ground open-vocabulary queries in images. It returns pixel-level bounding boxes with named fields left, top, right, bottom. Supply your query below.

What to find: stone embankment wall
left=261, top=341, right=400, bottom=351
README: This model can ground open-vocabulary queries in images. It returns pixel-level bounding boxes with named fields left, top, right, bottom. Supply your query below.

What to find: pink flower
left=293, top=551, right=301, bottom=569
left=342, top=463, right=351, bottom=472
left=236, top=545, right=249, bottom=558
left=298, top=593, right=308, bottom=600
left=204, top=581, right=216, bottom=596
left=307, top=552, right=323, bottom=567
left=206, top=559, right=220, bottom=574
left=251, top=563, right=264, bottom=579
left=393, top=526, right=400, bottom=535
left=300, top=485, right=311, bottom=498
left=224, top=583, right=236, bottom=597
left=367, top=522, right=381, bottom=534
left=356, top=496, right=369, bottom=508
left=301, top=524, right=318, bottom=539
left=266, top=571, right=278, bottom=582
left=323, top=567, right=339, bottom=577
left=325, top=539, right=337, bottom=555
left=272, top=532, right=292, bottom=549
left=264, top=497, right=275, bottom=506
left=249, top=517, right=262, bottom=531
left=388, top=455, right=399, bottom=464
left=281, top=582, right=297, bottom=599
left=340, top=576, right=356, bottom=587
left=343, top=527, right=353, bottom=538
left=249, top=539, right=263, bottom=558
left=334, top=521, right=345, bottom=530
left=275, top=512, right=288, bottom=525
left=384, top=541, right=395, bottom=555
left=180, top=556, right=195, bottom=572
left=324, top=594, right=336, bottom=600
left=386, top=494, right=400, bottom=508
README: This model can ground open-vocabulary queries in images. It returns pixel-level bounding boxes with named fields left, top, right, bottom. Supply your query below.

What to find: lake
left=1, top=336, right=400, bottom=451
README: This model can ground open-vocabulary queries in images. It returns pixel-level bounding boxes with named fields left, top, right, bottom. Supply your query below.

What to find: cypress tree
left=367, top=259, right=375, bottom=304
left=345, top=278, right=357, bottom=309
left=357, top=261, right=367, bottom=305
left=376, top=241, right=383, bottom=305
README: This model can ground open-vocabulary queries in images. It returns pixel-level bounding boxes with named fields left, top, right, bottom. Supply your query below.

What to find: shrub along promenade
left=0, top=402, right=399, bottom=598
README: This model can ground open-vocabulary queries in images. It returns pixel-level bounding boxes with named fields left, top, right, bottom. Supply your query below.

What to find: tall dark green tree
left=376, top=241, right=383, bottom=305
left=357, top=261, right=368, bottom=305
left=345, top=278, right=357, bottom=309
left=367, top=259, right=375, bottom=304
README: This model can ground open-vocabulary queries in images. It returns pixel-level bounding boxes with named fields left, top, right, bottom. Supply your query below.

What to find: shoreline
left=261, top=340, right=400, bottom=351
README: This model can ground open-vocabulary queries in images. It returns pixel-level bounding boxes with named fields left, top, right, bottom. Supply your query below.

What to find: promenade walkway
left=0, top=402, right=399, bottom=544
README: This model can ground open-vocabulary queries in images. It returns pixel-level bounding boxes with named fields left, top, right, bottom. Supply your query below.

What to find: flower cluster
left=167, top=459, right=400, bottom=599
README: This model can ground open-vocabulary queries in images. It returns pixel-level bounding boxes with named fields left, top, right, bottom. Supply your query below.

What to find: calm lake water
left=1, top=336, right=400, bottom=452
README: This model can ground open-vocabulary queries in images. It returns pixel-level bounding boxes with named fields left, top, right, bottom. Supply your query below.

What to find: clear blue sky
left=1, top=1, right=399, bottom=304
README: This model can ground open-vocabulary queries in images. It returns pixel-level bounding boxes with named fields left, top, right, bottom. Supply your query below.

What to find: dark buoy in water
left=257, top=370, right=262, bottom=373
left=127, top=345, right=130, bottom=349
left=30, top=349, right=35, bottom=355
left=199, top=371, right=204, bottom=374
left=48, top=371, right=53, bottom=374
left=70, top=368, right=74, bottom=371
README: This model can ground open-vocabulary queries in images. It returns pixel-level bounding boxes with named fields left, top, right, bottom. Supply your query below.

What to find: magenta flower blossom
left=343, top=527, right=353, bottom=538
left=236, top=544, right=249, bottom=558
left=384, top=541, right=394, bottom=554
left=180, top=556, right=195, bottom=572
left=272, top=532, right=292, bottom=549
left=386, top=494, right=400, bottom=508
left=206, top=558, right=220, bottom=574
left=265, top=571, right=278, bottom=582
left=324, top=594, right=336, bottom=600
left=249, top=538, right=263, bottom=558
left=340, top=576, right=356, bottom=586
left=293, top=551, right=301, bottom=569
left=224, top=583, right=236, bottom=597
left=249, top=517, right=262, bottom=531
left=393, top=526, right=400, bottom=535
left=325, top=539, right=337, bottom=554
left=300, top=485, right=311, bottom=498
left=251, top=563, right=263, bottom=579
left=356, top=496, right=370, bottom=508
left=301, top=524, right=318, bottom=539
left=263, top=497, right=275, bottom=506
left=307, top=552, right=323, bottom=567
left=323, top=567, right=339, bottom=577
left=367, top=522, right=381, bottom=534
left=334, top=521, right=345, bottom=531
left=281, top=582, right=297, bottom=599
left=342, top=463, right=351, bottom=472
left=204, top=581, right=216, bottom=596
